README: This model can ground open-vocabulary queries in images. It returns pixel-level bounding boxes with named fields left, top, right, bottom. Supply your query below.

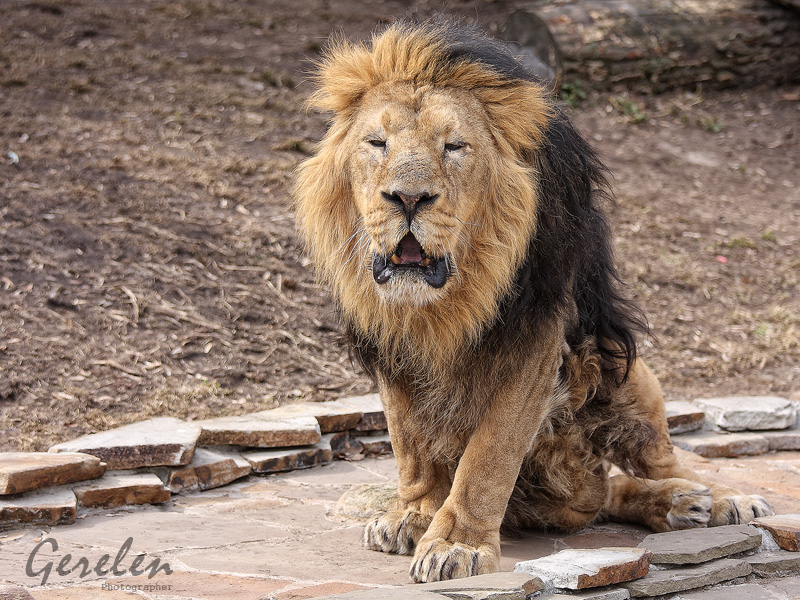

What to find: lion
left=294, top=20, right=773, bottom=583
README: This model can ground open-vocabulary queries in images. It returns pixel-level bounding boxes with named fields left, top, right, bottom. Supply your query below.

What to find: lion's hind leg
left=603, top=359, right=773, bottom=531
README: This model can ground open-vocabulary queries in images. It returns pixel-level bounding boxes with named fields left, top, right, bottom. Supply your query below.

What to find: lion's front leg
left=363, top=380, right=451, bottom=556
left=409, top=354, right=559, bottom=583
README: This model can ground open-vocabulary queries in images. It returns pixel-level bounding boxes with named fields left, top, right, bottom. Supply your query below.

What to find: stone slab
left=673, top=582, right=790, bottom=600
left=48, top=417, right=200, bottom=469
left=671, top=431, right=769, bottom=458
left=763, top=430, right=800, bottom=451
left=328, top=431, right=366, bottom=460
left=243, top=439, right=332, bottom=474
left=0, top=585, right=34, bottom=600
left=513, top=547, right=651, bottom=590
left=154, top=447, right=252, bottom=493
left=620, top=558, right=751, bottom=597
left=0, top=452, right=106, bottom=495
left=72, top=473, right=170, bottom=509
left=664, top=401, right=705, bottom=435
left=315, top=589, right=449, bottom=599
left=253, top=401, right=362, bottom=433
left=745, top=550, right=800, bottom=575
left=339, top=393, right=387, bottom=431
left=0, top=487, right=76, bottom=529
left=693, top=396, right=796, bottom=431
left=752, top=514, right=800, bottom=551
left=357, top=434, right=393, bottom=456
left=638, top=524, right=762, bottom=565
left=418, top=571, right=544, bottom=599
left=197, top=414, right=321, bottom=448
left=537, top=590, right=630, bottom=600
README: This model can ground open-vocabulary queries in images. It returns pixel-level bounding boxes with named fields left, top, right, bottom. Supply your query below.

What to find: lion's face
left=345, top=84, right=494, bottom=306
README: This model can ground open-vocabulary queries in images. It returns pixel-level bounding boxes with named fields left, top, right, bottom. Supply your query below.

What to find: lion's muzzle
left=372, top=233, right=450, bottom=289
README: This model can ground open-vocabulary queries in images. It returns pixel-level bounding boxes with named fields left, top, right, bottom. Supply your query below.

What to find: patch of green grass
left=559, top=81, right=587, bottom=107
left=762, top=229, right=778, bottom=243
left=609, top=95, right=647, bottom=123
left=722, top=235, right=758, bottom=250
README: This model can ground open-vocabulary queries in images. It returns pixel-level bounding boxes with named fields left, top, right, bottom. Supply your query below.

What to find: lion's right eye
left=367, top=139, right=387, bottom=148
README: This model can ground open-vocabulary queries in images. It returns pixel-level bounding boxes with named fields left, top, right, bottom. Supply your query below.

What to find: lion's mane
left=294, top=21, right=646, bottom=391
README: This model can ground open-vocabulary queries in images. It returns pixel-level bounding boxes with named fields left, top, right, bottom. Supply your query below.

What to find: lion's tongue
left=397, top=233, right=423, bottom=264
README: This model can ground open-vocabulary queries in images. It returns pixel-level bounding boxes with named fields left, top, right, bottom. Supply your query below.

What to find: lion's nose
left=382, top=190, right=438, bottom=227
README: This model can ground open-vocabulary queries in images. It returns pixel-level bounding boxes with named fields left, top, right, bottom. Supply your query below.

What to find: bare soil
left=1, top=0, right=798, bottom=452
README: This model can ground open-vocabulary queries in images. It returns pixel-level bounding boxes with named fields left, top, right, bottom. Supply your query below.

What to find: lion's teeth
left=421, top=259, right=431, bottom=267
left=390, top=254, right=402, bottom=265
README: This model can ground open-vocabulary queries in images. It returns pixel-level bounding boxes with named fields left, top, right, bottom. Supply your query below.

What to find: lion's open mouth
left=372, top=233, right=450, bottom=288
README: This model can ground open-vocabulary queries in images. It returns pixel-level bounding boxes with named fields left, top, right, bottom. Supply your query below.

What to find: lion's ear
left=478, top=82, right=552, bottom=155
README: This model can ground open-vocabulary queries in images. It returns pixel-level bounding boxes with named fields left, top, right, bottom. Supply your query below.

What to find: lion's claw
left=410, top=538, right=498, bottom=583
left=711, top=494, right=774, bottom=526
left=363, top=509, right=432, bottom=555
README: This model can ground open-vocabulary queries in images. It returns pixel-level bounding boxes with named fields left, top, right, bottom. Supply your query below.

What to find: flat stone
left=671, top=431, right=769, bottom=458
left=537, top=590, right=630, bottom=600
left=253, top=401, right=362, bottom=433
left=513, top=547, right=651, bottom=590
left=671, top=582, right=786, bottom=600
left=638, top=524, right=762, bottom=565
left=751, top=514, right=800, bottom=551
left=0, top=487, right=76, bottom=528
left=154, top=447, right=251, bottom=493
left=664, top=401, right=705, bottom=435
left=48, top=417, right=200, bottom=469
left=335, top=483, right=399, bottom=518
left=315, top=588, right=449, bottom=599
left=339, top=393, right=387, bottom=431
left=197, top=414, right=321, bottom=448
left=419, top=571, right=544, bottom=599
left=243, top=439, right=332, bottom=474
left=763, top=430, right=800, bottom=451
left=621, top=558, right=751, bottom=597
left=0, top=452, right=106, bottom=495
left=0, top=585, right=34, bottom=600
left=357, top=434, right=392, bottom=456
left=72, top=473, right=170, bottom=509
left=693, top=396, right=796, bottom=431
left=745, top=550, right=800, bottom=575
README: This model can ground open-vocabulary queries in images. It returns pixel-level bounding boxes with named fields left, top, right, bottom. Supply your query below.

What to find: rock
left=669, top=582, right=787, bottom=600
left=327, top=431, right=365, bottom=460
left=197, top=414, right=321, bottom=448
left=253, top=401, right=362, bottom=433
left=335, top=483, right=400, bottom=518
left=620, top=558, right=751, bottom=597
left=536, top=590, right=630, bottom=600
left=751, top=514, right=800, bottom=551
left=693, top=396, right=796, bottom=431
left=671, top=431, right=769, bottom=458
left=339, top=394, right=387, bottom=431
left=49, top=417, right=201, bottom=469
left=72, top=473, right=171, bottom=509
left=745, top=550, right=800, bottom=575
left=357, top=434, right=392, bottom=456
left=664, top=401, right=705, bottom=435
left=513, top=547, right=651, bottom=590
left=638, top=524, right=762, bottom=565
left=0, top=452, right=106, bottom=495
left=418, top=571, right=544, bottom=599
left=154, top=447, right=252, bottom=493
left=243, top=439, right=332, bottom=474
left=0, top=487, right=76, bottom=528
left=315, top=588, right=449, bottom=599
left=762, top=430, right=800, bottom=451
left=0, top=585, right=34, bottom=600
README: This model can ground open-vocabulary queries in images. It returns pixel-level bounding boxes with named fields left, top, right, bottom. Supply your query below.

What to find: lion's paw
left=410, top=538, right=498, bottom=583
left=711, top=494, right=774, bottom=526
left=363, top=509, right=431, bottom=555
left=664, top=483, right=713, bottom=531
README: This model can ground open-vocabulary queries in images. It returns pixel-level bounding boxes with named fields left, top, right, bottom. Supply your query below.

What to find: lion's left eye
left=367, top=139, right=387, bottom=148
left=444, top=142, right=465, bottom=152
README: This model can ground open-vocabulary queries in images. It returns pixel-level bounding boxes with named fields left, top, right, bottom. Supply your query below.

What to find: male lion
left=294, top=21, right=773, bottom=583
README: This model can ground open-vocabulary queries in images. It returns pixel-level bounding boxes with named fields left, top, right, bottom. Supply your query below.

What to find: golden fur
left=295, top=21, right=774, bottom=583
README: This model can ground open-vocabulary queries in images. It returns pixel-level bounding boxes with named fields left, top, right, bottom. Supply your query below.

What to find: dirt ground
left=1, top=0, right=798, bottom=452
